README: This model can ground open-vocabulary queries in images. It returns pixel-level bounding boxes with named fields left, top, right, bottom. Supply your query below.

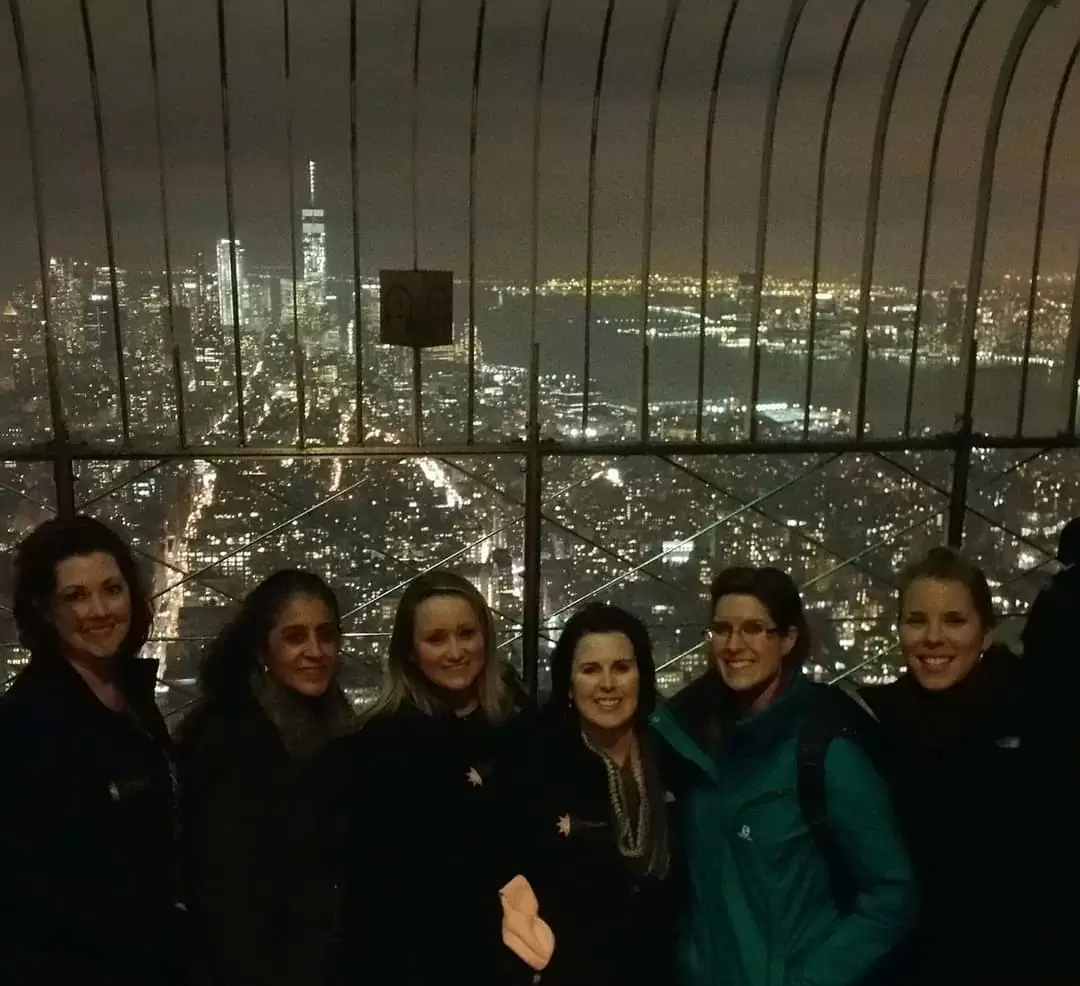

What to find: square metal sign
left=379, top=269, right=454, bottom=348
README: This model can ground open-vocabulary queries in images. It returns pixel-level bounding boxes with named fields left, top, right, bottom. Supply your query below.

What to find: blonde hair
left=365, top=571, right=516, bottom=724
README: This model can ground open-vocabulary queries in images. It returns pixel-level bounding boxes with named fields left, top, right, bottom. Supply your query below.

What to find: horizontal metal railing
left=2, top=0, right=1079, bottom=454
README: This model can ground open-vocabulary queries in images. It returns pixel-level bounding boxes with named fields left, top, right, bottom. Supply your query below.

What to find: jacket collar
left=18, top=653, right=162, bottom=727
left=24, top=651, right=158, bottom=690
left=651, top=670, right=812, bottom=777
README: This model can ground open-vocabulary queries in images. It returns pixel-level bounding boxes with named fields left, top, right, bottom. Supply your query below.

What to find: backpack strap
left=796, top=686, right=868, bottom=913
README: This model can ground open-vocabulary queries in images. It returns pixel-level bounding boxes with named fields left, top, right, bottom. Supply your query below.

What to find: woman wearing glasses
left=651, top=566, right=915, bottom=986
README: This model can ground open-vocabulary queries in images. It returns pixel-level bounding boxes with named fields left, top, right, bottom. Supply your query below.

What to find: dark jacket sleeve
left=0, top=723, right=171, bottom=973
left=791, top=738, right=917, bottom=986
left=311, top=732, right=377, bottom=986
left=180, top=719, right=282, bottom=986
left=1022, top=583, right=1059, bottom=659
left=491, top=716, right=561, bottom=986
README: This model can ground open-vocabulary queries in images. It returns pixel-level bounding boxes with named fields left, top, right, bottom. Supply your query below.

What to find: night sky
left=2, top=0, right=1080, bottom=306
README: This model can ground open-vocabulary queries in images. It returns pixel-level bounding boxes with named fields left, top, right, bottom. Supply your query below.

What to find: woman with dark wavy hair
left=176, top=569, right=353, bottom=986
left=327, top=570, right=525, bottom=986
left=507, top=602, right=677, bottom=986
left=0, top=515, right=185, bottom=986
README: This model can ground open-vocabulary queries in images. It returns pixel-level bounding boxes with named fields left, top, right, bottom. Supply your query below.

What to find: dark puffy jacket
left=0, top=656, right=185, bottom=986
left=176, top=691, right=344, bottom=986
left=653, top=671, right=916, bottom=986
left=504, top=714, right=679, bottom=986
left=1023, top=565, right=1080, bottom=687
left=862, top=645, right=1080, bottom=986
left=322, top=702, right=527, bottom=986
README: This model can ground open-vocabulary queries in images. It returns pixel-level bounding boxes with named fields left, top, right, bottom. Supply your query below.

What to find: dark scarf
left=880, top=645, right=1019, bottom=751
left=251, top=669, right=356, bottom=761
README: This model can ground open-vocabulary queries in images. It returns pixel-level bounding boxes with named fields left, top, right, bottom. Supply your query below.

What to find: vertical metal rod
left=283, top=0, right=305, bottom=448
left=8, top=0, right=65, bottom=443
left=952, top=0, right=1050, bottom=548
left=53, top=450, right=76, bottom=519
left=145, top=0, right=186, bottom=449
left=79, top=0, right=130, bottom=446
left=1017, top=36, right=1080, bottom=436
left=1062, top=236, right=1080, bottom=436
left=697, top=0, right=741, bottom=443
left=529, top=0, right=555, bottom=361
left=350, top=0, right=364, bottom=444
left=851, top=0, right=929, bottom=441
left=410, top=0, right=424, bottom=440
left=803, top=0, right=866, bottom=440
left=411, top=0, right=423, bottom=272
left=522, top=341, right=542, bottom=702
left=958, top=0, right=1050, bottom=447
left=904, top=0, right=987, bottom=437
left=413, top=348, right=423, bottom=445
left=947, top=434, right=971, bottom=549
left=638, top=0, right=681, bottom=442
left=467, top=0, right=487, bottom=443
left=583, top=0, right=616, bottom=437
left=215, top=0, right=246, bottom=446
left=745, top=0, right=808, bottom=442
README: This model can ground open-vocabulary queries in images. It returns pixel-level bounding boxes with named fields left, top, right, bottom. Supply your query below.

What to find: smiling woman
left=175, top=569, right=353, bottom=986
left=504, top=603, right=677, bottom=986
left=0, top=515, right=185, bottom=986
left=861, top=547, right=1080, bottom=985
left=318, top=570, right=527, bottom=986
left=651, top=565, right=915, bottom=986
left=51, top=551, right=134, bottom=676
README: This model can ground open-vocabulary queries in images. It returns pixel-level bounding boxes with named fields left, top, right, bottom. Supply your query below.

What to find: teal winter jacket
left=651, top=672, right=915, bottom=986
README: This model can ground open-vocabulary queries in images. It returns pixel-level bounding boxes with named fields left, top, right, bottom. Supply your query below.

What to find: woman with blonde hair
left=325, top=570, right=525, bottom=985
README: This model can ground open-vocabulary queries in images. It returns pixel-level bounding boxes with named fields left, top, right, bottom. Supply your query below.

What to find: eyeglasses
left=704, top=620, right=779, bottom=645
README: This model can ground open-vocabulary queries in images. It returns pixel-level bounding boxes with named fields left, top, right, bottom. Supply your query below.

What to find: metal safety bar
left=4, top=0, right=1080, bottom=705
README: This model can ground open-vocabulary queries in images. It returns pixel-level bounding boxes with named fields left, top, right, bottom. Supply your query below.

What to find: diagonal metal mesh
left=3, top=0, right=1080, bottom=712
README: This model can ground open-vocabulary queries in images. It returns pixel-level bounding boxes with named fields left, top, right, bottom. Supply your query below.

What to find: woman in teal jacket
left=651, top=566, right=915, bottom=986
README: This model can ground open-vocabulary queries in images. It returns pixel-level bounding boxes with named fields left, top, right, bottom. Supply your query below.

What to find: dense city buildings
left=1, top=166, right=1076, bottom=716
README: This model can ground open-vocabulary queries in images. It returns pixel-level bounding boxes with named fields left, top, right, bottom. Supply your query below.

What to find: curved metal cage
left=2, top=0, right=1079, bottom=709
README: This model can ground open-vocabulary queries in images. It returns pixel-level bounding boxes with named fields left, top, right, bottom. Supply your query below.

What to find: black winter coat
left=176, top=693, right=343, bottom=986
left=506, top=716, right=678, bottom=986
left=862, top=647, right=1080, bottom=986
left=0, top=656, right=184, bottom=986
left=324, top=703, right=525, bottom=986
left=1023, top=565, right=1080, bottom=685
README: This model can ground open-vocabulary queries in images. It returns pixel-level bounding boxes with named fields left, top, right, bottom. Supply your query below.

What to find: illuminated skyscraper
left=301, top=160, right=327, bottom=309
left=945, top=285, right=965, bottom=348
left=216, top=237, right=247, bottom=328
